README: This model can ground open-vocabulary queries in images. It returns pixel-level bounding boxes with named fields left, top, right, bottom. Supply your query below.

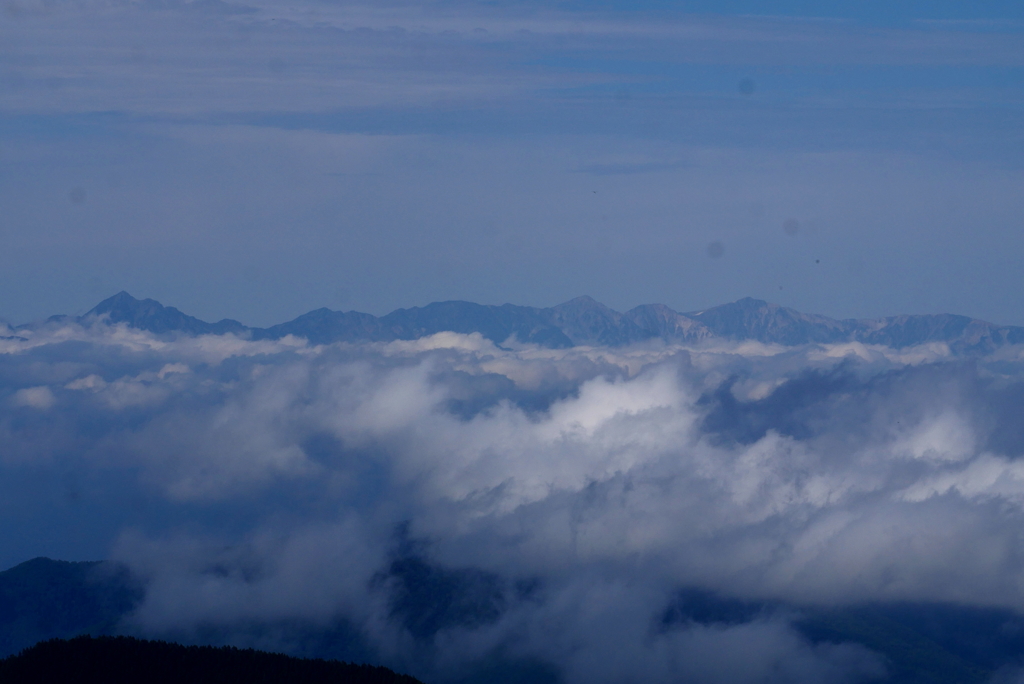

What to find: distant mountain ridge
left=87, top=291, right=249, bottom=337
left=44, top=292, right=1024, bottom=355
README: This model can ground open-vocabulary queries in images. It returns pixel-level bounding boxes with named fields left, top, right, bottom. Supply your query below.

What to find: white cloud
left=4, top=320, right=1024, bottom=680
left=12, top=385, right=55, bottom=409
left=65, top=374, right=107, bottom=391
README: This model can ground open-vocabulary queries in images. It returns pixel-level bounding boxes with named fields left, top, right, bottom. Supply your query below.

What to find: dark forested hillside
left=0, top=635, right=424, bottom=684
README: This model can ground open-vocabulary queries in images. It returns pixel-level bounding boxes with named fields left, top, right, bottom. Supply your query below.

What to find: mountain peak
left=553, top=295, right=602, bottom=308
left=87, top=291, right=142, bottom=315
left=84, top=292, right=246, bottom=337
left=545, top=296, right=651, bottom=346
left=733, top=297, right=772, bottom=308
left=69, top=293, right=1024, bottom=355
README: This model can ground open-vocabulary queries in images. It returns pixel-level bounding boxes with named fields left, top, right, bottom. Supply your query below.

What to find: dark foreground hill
left=34, top=291, right=1023, bottom=355
left=0, top=635, right=423, bottom=684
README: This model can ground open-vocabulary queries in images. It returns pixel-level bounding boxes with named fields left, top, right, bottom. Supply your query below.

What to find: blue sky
left=1, top=0, right=1023, bottom=325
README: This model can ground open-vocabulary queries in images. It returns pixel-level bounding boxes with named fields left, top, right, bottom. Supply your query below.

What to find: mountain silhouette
left=68, top=292, right=1024, bottom=355
left=88, top=292, right=248, bottom=336
left=0, top=635, right=422, bottom=684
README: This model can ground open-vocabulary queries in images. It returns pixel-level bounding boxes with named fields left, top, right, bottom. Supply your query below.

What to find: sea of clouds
left=4, top=318, right=1024, bottom=682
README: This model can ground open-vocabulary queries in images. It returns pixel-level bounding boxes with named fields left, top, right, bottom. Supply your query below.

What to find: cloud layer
left=5, top=319, right=1024, bottom=681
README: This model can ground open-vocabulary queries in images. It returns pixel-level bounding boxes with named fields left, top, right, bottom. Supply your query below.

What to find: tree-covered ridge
left=0, top=635, right=424, bottom=684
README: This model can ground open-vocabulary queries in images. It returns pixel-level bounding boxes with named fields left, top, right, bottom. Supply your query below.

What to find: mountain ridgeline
left=0, top=635, right=424, bottom=684
left=69, top=292, right=1024, bottom=355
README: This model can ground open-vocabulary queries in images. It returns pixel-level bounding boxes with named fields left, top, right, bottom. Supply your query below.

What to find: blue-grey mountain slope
left=70, top=292, right=1024, bottom=355
left=685, top=297, right=852, bottom=346
left=0, top=558, right=140, bottom=657
left=251, top=301, right=575, bottom=348
left=687, top=298, right=1024, bottom=354
left=87, top=291, right=248, bottom=336
left=853, top=313, right=1024, bottom=354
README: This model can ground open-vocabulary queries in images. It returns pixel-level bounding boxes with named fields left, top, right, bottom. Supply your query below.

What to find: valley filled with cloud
left=4, top=308, right=1024, bottom=683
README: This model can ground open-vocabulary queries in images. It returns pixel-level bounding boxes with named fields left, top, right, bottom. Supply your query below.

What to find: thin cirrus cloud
left=3, top=0, right=1024, bottom=117
left=4, top=319, right=1024, bottom=681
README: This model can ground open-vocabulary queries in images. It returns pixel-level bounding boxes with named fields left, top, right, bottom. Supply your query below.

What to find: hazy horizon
left=7, top=288, right=1024, bottom=331
left=3, top=0, right=1024, bottom=327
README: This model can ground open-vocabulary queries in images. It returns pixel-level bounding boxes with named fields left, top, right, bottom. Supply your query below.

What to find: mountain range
left=21, top=292, right=1024, bottom=355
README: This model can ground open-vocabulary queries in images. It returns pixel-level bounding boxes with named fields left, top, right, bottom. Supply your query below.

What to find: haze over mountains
left=23, top=292, right=1024, bottom=355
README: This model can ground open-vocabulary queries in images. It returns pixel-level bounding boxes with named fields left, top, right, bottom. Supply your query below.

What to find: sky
left=1, top=0, right=1023, bottom=327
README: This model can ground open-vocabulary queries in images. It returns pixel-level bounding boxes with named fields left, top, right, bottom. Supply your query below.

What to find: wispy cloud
left=3, top=0, right=1023, bottom=117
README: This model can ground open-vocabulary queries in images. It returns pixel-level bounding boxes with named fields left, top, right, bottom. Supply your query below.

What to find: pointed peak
left=686, top=297, right=778, bottom=317
left=98, top=291, right=139, bottom=305
left=551, top=295, right=613, bottom=311
left=627, top=303, right=676, bottom=313
left=733, top=297, right=772, bottom=308
left=87, top=291, right=153, bottom=317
